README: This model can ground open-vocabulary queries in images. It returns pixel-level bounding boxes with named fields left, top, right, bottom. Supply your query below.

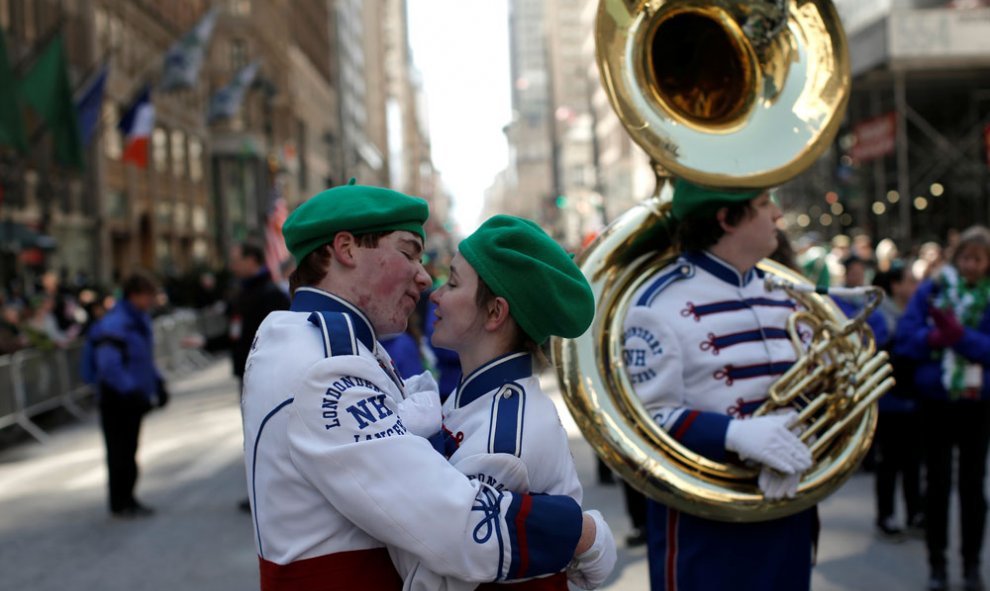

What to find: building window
left=153, top=128, right=168, bottom=173
left=189, top=137, right=203, bottom=182
left=102, top=102, right=121, bottom=159
left=230, top=38, right=247, bottom=71
left=297, top=119, right=307, bottom=191
left=227, top=0, right=251, bottom=16
left=171, top=129, right=186, bottom=178
left=0, top=0, right=10, bottom=32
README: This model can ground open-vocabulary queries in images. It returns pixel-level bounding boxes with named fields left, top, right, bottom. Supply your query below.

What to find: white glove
left=404, top=370, right=439, bottom=396
left=567, top=510, right=617, bottom=590
left=452, top=453, right=531, bottom=493
left=397, top=390, right=442, bottom=438
left=725, top=411, right=812, bottom=474
left=758, top=465, right=802, bottom=500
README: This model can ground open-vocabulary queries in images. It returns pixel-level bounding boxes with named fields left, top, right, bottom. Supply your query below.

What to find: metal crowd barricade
left=0, top=355, right=18, bottom=433
left=0, top=308, right=226, bottom=442
left=10, top=349, right=64, bottom=442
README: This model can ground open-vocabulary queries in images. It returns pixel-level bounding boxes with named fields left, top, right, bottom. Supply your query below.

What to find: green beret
left=282, top=183, right=429, bottom=263
left=671, top=178, right=763, bottom=220
left=459, top=215, right=595, bottom=345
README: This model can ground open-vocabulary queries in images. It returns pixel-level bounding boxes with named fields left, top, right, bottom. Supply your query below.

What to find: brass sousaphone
left=552, top=0, right=895, bottom=522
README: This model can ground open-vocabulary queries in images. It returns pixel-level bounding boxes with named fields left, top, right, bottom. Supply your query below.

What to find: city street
left=0, top=358, right=980, bottom=590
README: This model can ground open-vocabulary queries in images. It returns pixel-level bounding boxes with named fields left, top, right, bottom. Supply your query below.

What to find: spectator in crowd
left=89, top=271, right=168, bottom=518
left=0, top=304, right=27, bottom=354
left=913, top=241, right=946, bottom=281
left=872, top=260, right=924, bottom=540
left=23, top=294, right=73, bottom=350
left=827, top=234, right=851, bottom=286
left=876, top=238, right=900, bottom=273
left=228, top=241, right=290, bottom=513
left=796, top=231, right=831, bottom=290
left=895, top=226, right=990, bottom=591
left=380, top=308, right=427, bottom=379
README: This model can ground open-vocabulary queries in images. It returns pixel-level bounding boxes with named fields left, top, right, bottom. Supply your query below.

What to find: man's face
left=844, top=262, right=866, bottom=287
left=429, top=253, right=487, bottom=352
left=350, top=231, right=432, bottom=335
left=229, top=247, right=255, bottom=279
left=728, top=192, right=782, bottom=260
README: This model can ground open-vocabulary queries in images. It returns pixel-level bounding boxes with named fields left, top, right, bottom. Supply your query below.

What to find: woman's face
left=429, top=253, right=488, bottom=352
left=956, top=244, right=990, bottom=285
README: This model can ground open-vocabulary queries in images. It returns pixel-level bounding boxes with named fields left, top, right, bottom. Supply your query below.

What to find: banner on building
left=852, top=112, right=896, bottom=163
left=75, top=62, right=109, bottom=146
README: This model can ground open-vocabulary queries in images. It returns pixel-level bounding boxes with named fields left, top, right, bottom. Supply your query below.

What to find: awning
left=0, top=222, right=57, bottom=252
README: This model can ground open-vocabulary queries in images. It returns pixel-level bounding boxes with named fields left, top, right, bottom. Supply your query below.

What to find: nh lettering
left=345, top=395, right=394, bottom=429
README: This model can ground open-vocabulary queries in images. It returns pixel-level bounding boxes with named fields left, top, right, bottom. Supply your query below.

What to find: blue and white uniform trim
left=637, top=262, right=695, bottom=306
left=701, top=328, right=790, bottom=355
left=453, top=352, right=533, bottom=408
left=685, top=251, right=761, bottom=287
left=307, top=311, right=357, bottom=357
left=503, top=493, right=582, bottom=581
left=291, top=287, right=376, bottom=352
left=488, top=383, right=526, bottom=456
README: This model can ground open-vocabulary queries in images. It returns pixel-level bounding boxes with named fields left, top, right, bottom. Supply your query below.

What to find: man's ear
left=716, top=206, right=734, bottom=234
left=331, top=232, right=359, bottom=268
left=484, top=296, right=513, bottom=332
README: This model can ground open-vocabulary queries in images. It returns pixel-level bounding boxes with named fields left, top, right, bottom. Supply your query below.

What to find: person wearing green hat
left=621, top=179, right=816, bottom=591
left=390, top=215, right=616, bottom=590
left=240, top=185, right=608, bottom=590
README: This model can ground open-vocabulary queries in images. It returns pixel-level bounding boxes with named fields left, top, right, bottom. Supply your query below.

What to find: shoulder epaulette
left=307, top=311, right=358, bottom=358
left=636, top=261, right=695, bottom=307
left=487, top=382, right=526, bottom=456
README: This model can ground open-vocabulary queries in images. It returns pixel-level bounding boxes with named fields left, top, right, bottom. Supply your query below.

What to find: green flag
left=18, top=35, right=84, bottom=169
left=0, top=29, right=27, bottom=154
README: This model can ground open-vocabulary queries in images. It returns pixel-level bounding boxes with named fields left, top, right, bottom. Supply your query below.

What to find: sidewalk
left=0, top=360, right=980, bottom=590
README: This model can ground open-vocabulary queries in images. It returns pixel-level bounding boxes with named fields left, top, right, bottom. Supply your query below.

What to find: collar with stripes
left=685, top=250, right=763, bottom=288
left=290, top=287, right=377, bottom=351
left=454, top=352, right=533, bottom=409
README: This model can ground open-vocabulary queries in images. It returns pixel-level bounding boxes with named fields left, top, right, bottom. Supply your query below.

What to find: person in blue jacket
left=90, top=271, right=168, bottom=518
left=894, top=226, right=990, bottom=591
left=871, top=260, right=923, bottom=539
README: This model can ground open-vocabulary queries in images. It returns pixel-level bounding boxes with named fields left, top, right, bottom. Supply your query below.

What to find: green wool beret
left=459, top=215, right=595, bottom=345
left=282, top=183, right=429, bottom=263
left=671, top=178, right=763, bottom=220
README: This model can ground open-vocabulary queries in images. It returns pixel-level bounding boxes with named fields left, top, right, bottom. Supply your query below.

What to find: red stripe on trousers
left=514, top=494, right=534, bottom=578
left=259, top=547, right=402, bottom=591
left=666, top=507, right=679, bottom=591
left=672, top=410, right=700, bottom=441
left=477, top=572, right=569, bottom=590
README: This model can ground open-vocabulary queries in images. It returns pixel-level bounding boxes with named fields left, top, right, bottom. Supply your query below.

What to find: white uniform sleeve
left=287, top=355, right=582, bottom=583
left=623, top=305, right=731, bottom=461
left=392, top=453, right=532, bottom=591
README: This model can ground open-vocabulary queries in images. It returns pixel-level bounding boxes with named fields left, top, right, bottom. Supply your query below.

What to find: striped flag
left=264, top=186, right=291, bottom=283
left=118, top=85, right=154, bottom=168
left=207, top=62, right=259, bottom=124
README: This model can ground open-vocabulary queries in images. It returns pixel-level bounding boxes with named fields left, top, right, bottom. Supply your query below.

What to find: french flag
left=118, top=85, right=154, bottom=168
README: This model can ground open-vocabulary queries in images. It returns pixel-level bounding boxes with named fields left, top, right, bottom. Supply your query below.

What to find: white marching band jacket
left=396, top=352, right=583, bottom=591
left=242, top=288, right=582, bottom=590
left=622, top=251, right=800, bottom=461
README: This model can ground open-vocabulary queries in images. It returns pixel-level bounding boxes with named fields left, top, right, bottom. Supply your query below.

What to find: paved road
left=0, top=359, right=983, bottom=590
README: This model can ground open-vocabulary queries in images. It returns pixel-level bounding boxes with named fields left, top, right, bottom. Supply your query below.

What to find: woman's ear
left=485, top=296, right=512, bottom=332
left=716, top=206, right=733, bottom=233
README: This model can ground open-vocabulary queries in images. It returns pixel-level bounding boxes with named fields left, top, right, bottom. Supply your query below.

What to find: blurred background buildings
left=0, top=0, right=988, bottom=289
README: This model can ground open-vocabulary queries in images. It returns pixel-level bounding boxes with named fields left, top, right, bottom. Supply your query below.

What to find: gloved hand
left=725, top=412, right=812, bottom=474
left=452, top=453, right=531, bottom=493
left=404, top=370, right=439, bottom=397
left=567, top=510, right=617, bottom=590
left=155, top=380, right=170, bottom=409
left=928, top=306, right=964, bottom=348
left=758, top=465, right=802, bottom=500
left=397, top=389, right=442, bottom=437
